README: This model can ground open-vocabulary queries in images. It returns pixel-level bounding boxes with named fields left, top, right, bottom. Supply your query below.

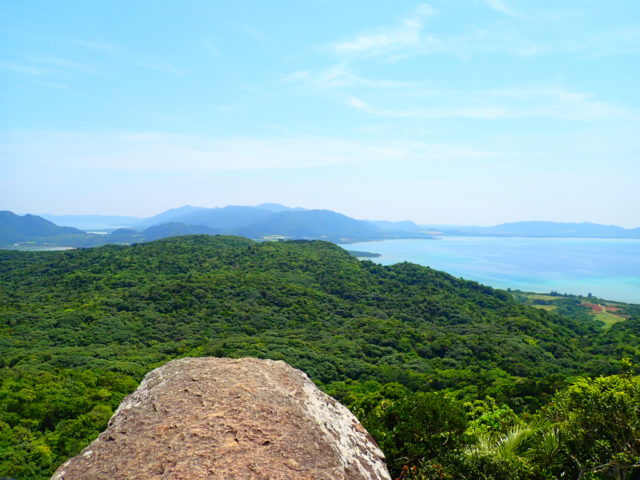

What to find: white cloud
left=0, top=130, right=497, bottom=175
left=285, top=63, right=411, bottom=90
left=483, top=0, right=524, bottom=18
left=322, top=3, right=638, bottom=61
left=328, top=4, right=433, bottom=56
left=346, top=87, right=639, bottom=122
left=201, top=38, right=220, bottom=56
left=322, top=3, right=546, bottom=60
left=128, top=58, right=182, bottom=76
left=23, top=55, right=98, bottom=75
left=68, top=39, right=118, bottom=52
left=0, top=62, right=46, bottom=75
left=67, top=37, right=183, bottom=76
left=569, top=27, right=640, bottom=57
left=348, top=96, right=511, bottom=120
left=348, top=96, right=368, bottom=110
left=283, top=70, right=311, bottom=82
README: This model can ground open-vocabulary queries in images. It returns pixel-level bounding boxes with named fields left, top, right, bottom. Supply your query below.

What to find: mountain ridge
left=1, top=206, right=435, bottom=247
left=0, top=211, right=93, bottom=244
left=3, top=206, right=638, bottom=249
left=424, top=220, right=640, bottom=238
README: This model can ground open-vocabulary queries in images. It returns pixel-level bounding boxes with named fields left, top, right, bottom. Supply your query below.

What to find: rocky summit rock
left=51, top=357, right=391, bottom=480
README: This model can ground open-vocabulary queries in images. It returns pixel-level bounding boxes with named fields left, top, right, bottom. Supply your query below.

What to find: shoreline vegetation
left=5, top=241, right=636, bottom=307
left=4, top=238, right=636, bottom=307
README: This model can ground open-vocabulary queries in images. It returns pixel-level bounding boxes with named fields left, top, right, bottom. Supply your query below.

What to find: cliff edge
left=51, top=357, right=391, bottom=480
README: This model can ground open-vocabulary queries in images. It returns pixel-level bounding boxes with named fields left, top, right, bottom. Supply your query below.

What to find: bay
left=340, top=237, right=640, bottom=304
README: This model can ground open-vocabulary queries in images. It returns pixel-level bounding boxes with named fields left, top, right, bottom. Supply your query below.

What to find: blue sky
left=1, top=0, right=639, bottom=226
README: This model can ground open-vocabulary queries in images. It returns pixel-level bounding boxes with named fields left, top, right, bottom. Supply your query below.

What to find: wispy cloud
left=347, top=87, right=639, bottom=122
left=569, top=27, right=640, bottom=57
left=323, top=7, right=540, bottom=61
left=328, top=4, right=433, bottom=56
left=24, top=55, right=98, bottom=74
left=235, top=24, right=269, bottom=43
left=0, top=61, right=46, bottom=75
left=69, top=37, right=183, bottom=76
left=67, top=39, right=117, bottom=53
left=128, top=58, right=182, bottom=75
left=322, top=3, right=543, bottom=60
left=322, top=3, right=637, bottom=61
left=2, top=33, right=182, bottom=80
left=349, top=95, right=512, bottom=120
left=483, top=0, right=525, bottom=18
left=0, top=130, right=497, bottom=173
left=201, top=38, right=219, bottom=56
left=284, top=63, right=411, bottom=90
left=0, top=53, right=100, bottom=81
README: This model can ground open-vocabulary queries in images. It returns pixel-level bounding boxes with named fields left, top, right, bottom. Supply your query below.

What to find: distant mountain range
left=429, top=221, right=640, bottom=239
left=3, top=205, right=638, bottom=249
left=0, top=211, right=96, bottom=246
left=134, top=204, right=433, bottom=242
left=2, top=204, right=433, bottom=248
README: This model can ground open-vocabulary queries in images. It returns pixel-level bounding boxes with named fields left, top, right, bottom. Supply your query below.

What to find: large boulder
left=51, top=357, right=391, bottom=480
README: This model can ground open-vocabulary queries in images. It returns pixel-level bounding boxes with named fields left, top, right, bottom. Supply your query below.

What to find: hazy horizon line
left=4, top=204, right=637, bottom=230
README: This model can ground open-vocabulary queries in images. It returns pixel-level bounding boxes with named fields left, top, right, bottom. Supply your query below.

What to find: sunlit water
left=340, top=237, right=640, bottom=304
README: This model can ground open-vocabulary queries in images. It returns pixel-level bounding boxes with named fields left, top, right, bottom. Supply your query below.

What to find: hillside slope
left=0, top=235, right=606, bottom=384
left=0, top=236, right=637, bottom=478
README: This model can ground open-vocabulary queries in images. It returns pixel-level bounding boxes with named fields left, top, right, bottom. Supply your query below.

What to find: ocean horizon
left=341, top=236, right=640, bottom=304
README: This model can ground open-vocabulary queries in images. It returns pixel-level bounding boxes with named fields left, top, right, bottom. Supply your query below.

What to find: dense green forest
left=0, top=236, right=638, bottom=479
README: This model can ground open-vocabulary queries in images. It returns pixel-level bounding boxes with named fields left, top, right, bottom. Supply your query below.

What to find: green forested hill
left=1, top=236, right=638, bottom=479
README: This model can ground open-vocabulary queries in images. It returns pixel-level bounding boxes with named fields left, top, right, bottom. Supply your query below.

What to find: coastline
left=340, top=236, right=640, bottom=304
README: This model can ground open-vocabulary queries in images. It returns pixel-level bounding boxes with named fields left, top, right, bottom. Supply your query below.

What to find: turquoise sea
left=341, top=237, right=640, bottom=304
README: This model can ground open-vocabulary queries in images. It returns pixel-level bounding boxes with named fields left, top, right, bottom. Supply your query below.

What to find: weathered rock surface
left=51, top=357, right=391, bottom=480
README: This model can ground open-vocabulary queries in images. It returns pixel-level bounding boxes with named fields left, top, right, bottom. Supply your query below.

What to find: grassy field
left=532, top=304, right=556, bottom=311
left=527, top=294, right=562, bottom=301
left=512, top=291, right=631, bottom=330
left=593, top=311, right=626, bottom=329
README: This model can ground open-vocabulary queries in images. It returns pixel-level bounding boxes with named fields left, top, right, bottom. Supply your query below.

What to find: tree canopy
left=1, top=235, right=638, bottom=479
